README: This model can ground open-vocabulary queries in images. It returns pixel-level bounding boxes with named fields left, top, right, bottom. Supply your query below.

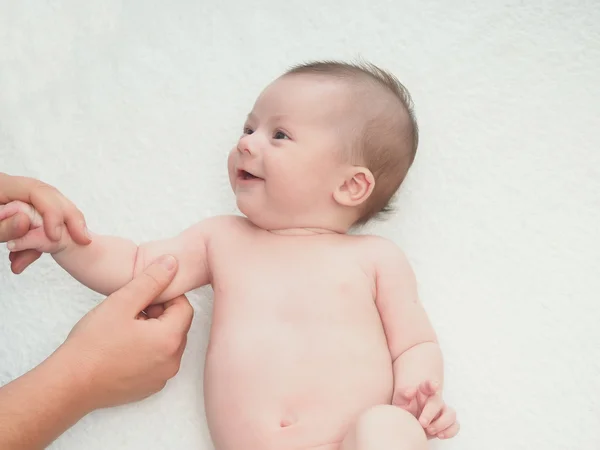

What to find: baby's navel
left=279, top=410, right=297, bottom=428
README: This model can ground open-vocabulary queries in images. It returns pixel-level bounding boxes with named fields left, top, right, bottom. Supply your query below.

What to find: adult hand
left=0, top=208, right=40, bottom=273
left=0, top=254, right=194, bottom=450
left=0, top=173, right=91, bottom=273
left=61, top=254, right=194, bottom=409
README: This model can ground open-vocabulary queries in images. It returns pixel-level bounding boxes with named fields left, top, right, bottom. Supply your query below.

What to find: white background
left=1, top=1, right=599, bottom=449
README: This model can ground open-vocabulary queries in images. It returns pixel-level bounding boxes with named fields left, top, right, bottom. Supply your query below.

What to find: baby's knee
left=353, top=405, right=426, bottom=448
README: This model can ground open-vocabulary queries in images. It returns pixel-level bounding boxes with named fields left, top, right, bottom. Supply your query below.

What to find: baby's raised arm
left=55, top=223, right=213, bottom=301
left=5, top=201, right=218, bottom=301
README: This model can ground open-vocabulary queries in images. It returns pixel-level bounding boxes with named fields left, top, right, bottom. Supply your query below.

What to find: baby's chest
left=208, top=244, right=376, bottom=320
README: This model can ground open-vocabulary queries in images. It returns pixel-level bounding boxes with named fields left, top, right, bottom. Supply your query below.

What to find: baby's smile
left=237, top=169, right=262, bottom=181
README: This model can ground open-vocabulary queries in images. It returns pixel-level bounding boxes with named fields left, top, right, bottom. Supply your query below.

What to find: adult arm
left=0, top=255, right=194, bottom=450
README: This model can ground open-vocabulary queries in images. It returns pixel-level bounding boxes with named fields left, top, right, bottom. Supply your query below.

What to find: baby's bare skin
left=4, top=66, right=460, bottom=449
left=3, top=206, right=434, bottom=449
left=204, top=217, right=393, bottom=449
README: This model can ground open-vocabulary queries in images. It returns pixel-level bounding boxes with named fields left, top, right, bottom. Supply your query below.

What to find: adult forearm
left=53, top=234, right=139, bottom=296
left=0, top=347, right=91, bottom=450
left=393, top=341, right=444, bottom=393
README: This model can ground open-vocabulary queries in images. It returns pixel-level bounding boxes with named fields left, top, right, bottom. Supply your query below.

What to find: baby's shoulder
left=350, top=234, right=412, bottom=270
left=193, top=214, right=254, bottom=238
left=203, top=214, right=250, bottom=227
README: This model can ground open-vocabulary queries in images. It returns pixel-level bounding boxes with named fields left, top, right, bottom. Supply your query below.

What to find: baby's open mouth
left=238, top=169, right=260, bottom=180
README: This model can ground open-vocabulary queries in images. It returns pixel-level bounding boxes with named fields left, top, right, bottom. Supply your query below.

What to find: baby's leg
left=340, top=405, right=427, bottom=450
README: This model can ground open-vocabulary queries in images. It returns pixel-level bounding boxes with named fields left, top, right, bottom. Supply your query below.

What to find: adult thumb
left=103, top=255, right=179, bottom=317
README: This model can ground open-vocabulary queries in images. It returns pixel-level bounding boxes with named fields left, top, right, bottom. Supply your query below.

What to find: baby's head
left=228, top=60, right=418, bottom=233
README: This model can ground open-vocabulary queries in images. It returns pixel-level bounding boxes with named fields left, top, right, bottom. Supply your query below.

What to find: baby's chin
left=235, top=197, right=282, bottom=230
left=235, top=194, right=260, bottom=220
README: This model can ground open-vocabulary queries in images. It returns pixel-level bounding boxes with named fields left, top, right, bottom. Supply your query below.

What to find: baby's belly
left=203, top=307, right=393, bottom=450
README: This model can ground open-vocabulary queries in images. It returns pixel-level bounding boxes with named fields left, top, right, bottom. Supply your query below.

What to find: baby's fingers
left=437, top=420, right=460, bottom=439
left=418, top=394, right=444, bottom=428
left=0, top=201, right=42, bottom=226
left=427, top=406, right=457, bottom=437
left=418, top=380, right=440, bottom=397
left=393, top=388, right=419, bottom=417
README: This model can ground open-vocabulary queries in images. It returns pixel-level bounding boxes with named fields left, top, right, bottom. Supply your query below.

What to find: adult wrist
left=46, top=343, right=99, bottom=417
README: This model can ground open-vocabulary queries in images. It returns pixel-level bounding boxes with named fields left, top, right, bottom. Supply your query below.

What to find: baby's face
left=228, top=75, right=354, bottom=229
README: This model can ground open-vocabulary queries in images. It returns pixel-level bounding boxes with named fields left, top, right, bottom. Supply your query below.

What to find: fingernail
left=158, top=255, right=176, bottom=270
left=7, top=241, right=15, bottom=250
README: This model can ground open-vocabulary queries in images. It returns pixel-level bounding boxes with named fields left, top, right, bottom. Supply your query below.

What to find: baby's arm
left=373, top=241, right=443, bottom=396
left=372, top=239, right=458, bottom=439
left=55, top=224, right=213, bottom=301
left=6, top=202, right=217, bottom=301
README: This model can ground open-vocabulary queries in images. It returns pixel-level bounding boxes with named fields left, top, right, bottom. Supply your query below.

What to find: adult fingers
left=26, top=182, right=65, bottom=242
left=145, top=304, right=165, bottom=319
left=163, top=336, right=188, bottom=381
left=0, top=213, right=31, bottom=242
left=0, top=174, right=40, bottom=204
left=427, top=406, right=457, bottom=436
left=103, top=255, right=178, bottom=316
left=6, top=227, right=47, bottom=252
left=158, top=295, right=194, bottom=335
left=10, top=250, right=42, bottom=274
left=418, top=395, right=444, bottom=428
left=0, top=176, right=90, bottom=245
left=63, top=201, right=91, bottom=246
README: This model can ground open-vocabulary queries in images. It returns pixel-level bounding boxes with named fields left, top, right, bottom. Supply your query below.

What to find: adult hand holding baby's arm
left=0, top=173, right=90, bottom=273
left=373, top=240, right=459, bottom=440
left=58, top=254, right=194, bottom=409
left=2, top=200, right=76, bottom=254
left=0, top=255, right=194, bottom=450
left=4, top=197, right=215, bottom=302
left=3, top=199, right=146, bottom=296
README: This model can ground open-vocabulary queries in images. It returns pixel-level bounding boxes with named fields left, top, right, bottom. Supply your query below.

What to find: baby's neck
left=247, top=210, right=357, bottom=236
left=266, top=227, right=344, bottom=236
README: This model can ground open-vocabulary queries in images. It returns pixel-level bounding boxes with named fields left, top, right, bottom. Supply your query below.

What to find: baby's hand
left=394, top=380, right=459, bottom=440
left=1, top=201, right=70, bottom=254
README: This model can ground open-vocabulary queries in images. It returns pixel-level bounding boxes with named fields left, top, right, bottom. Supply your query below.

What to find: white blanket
left=1, top=1, right=599, bottom=449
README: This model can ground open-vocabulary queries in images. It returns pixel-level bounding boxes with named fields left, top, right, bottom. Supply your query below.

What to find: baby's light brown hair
left=285, top=60, right=419, bottom=225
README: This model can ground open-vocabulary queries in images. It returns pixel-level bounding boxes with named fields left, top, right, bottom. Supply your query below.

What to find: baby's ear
left=333, top=166, right=375, bottom=207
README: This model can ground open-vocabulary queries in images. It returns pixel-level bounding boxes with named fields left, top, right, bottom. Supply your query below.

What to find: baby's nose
left=237, top=134, right=256, bottom=155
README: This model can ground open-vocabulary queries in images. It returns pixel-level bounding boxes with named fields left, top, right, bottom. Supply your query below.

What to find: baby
left=3, top=61, right=458, bottom=450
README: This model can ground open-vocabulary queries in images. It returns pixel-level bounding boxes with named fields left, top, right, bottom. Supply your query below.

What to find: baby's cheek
left=227, top=151, right=236, bottom=188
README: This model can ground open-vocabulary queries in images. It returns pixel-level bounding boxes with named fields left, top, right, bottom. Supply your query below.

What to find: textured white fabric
left=1, top=1, right=599, bottom=449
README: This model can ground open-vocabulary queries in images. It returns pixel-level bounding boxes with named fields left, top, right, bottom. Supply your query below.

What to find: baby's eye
left=273, top=130, right=290, bottom=140
left=243, top=127, right=254, bottom=135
